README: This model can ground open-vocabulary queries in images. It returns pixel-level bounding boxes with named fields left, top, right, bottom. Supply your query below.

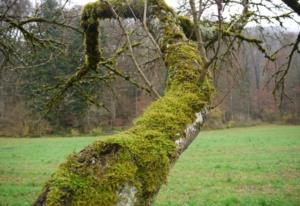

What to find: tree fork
left=34, top=0, right=214, bottom=205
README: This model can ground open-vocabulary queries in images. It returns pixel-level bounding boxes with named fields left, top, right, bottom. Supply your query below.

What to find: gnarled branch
left=34, top=1, right=213, bottom=205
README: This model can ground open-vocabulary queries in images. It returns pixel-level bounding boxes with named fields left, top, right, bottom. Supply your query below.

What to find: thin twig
left=104, top=0, right=161, bottom=98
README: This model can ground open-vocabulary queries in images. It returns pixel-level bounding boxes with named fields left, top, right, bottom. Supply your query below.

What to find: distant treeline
left=0, top=0, right=299, bottom=137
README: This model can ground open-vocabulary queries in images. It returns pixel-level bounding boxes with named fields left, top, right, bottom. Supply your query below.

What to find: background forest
left=0, top=0, right=299, bottom=137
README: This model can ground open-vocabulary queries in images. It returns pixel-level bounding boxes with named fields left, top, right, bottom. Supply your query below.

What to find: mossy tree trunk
left=34, top=0, right=213, bottom=205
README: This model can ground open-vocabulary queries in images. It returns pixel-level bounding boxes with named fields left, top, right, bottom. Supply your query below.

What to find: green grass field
left=0, top=125, right=299, bottom=206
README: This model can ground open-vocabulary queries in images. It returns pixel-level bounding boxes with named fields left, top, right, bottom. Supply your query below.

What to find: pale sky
left=69, top=0, right=179, bottom=8
left=29, top=0, right=299, bottom=31
left=67, top=0, right=299, bottom=31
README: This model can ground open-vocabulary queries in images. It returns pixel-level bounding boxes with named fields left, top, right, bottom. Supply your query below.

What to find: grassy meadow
left=0, top=125, right=299, bottom=206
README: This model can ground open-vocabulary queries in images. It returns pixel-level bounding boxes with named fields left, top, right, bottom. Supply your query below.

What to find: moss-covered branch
left=34, top=1, right=213, bottom=205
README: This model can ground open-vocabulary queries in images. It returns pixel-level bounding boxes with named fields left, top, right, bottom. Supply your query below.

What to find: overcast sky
left=68, top=0, right=299, bottom=31
left=30, top=0, right=299, bottom=31
left=69, top=0, right=179, bottom=7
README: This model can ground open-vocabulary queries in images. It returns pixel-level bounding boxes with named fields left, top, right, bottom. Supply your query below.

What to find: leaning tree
left=31, top=0, right=299, bottom=205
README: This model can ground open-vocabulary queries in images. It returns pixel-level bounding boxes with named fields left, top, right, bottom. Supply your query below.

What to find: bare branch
left=104, top=0, right=161, bottom=99
left=273, top=31, right=300, bottom=103
left=189, top=0, right=209, bottom=64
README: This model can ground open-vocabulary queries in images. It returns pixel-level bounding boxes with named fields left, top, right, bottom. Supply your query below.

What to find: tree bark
left=34, top=0, right=214, bottom=205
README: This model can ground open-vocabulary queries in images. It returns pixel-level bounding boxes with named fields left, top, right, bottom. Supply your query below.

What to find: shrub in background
left=89, top=127, right=103, bottom=136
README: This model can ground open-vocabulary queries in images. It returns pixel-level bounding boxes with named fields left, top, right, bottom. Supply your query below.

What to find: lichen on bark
left=34, top=1, right=214, bottom=205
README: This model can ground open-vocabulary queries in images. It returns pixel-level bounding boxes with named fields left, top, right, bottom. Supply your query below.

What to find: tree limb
left=34, top=1, right=213, bottom=205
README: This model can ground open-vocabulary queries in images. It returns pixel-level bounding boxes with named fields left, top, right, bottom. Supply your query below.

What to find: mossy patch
left=177, top=16, right=197, bottom=41
left=43, top=131, right=176, bottom=205
left=35, top=0, right=214, bottom=205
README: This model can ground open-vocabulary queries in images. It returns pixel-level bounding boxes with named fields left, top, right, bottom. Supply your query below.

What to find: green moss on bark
left=34, top=0, right=214, bottom=205
left=177, top=16, right=197, bottom=41
left=43, top=131, right=176, bottom=205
